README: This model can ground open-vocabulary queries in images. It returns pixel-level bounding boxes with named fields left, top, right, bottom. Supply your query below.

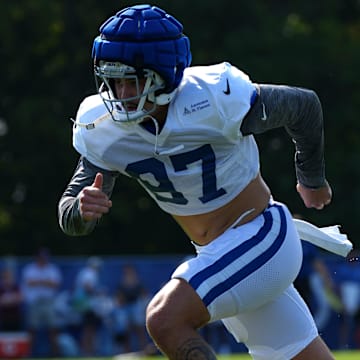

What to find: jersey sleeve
left=215, top=62, right=258, bottom=141
left=240, top=84, right=326, bottom=188
left=72, top=96, right=95, bottom=158
left=72, top=95, right=116, bottom=171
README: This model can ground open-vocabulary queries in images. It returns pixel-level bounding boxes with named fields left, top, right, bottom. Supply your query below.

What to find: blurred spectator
left=0, top=267, right=23, bottom=331
left=91, top=286, right=114, bottom=356
left=294, top=241, right=340, bottom=331
left=75, top=256, right=102, bottom=293
left=73, top=256, right=103, bottom=356
left=117, top=264, right=150, bottom=352
left=111, top=289, right=131, bottom=353
left=21, top=248, right=62, bottom=356
left=53, top=288, right=82, bottom=357
left=293, top=214, right=341, bottom=331
left=337, top=250, right=360, bottom=349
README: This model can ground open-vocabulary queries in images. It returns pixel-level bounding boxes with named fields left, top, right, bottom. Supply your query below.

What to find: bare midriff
left=172, top=173, right=271, bottom=246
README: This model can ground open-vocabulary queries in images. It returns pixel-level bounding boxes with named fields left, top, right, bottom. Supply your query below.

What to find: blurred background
left=0, top=0, right=359, bottom=255
left=0, top=0, right=359, bottom=357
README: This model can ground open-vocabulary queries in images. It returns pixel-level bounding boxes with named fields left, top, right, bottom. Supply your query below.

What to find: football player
left=58, top=4, right=334, bottom=360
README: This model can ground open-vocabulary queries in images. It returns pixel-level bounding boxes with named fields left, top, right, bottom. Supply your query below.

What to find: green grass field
left=137, top=352, right=360, bottom=360
left=30, top=351, right=360, bottom=360
left=136, top=353, right=357, bottom=359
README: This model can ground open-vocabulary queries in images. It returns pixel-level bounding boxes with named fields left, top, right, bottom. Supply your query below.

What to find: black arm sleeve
left=58, top=156, right=119, bottom=236
left=241, top=84, right=326, bottom=188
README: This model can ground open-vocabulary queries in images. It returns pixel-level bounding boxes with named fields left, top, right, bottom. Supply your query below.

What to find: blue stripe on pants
left=189, top=204, right=287, bottom=307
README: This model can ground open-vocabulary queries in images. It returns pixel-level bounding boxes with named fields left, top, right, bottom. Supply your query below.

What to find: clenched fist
left=296, top=180, right=332, bottom=210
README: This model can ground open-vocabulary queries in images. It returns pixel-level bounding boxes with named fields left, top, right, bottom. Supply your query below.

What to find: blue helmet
left=92, top=4, right=192, bottom=123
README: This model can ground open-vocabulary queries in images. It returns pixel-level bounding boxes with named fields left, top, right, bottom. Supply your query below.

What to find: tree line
left=1, top=0, right=359, bottom=255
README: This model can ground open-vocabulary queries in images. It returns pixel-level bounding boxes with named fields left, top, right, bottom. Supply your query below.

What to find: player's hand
left=296, top=180, right=332, bottom=210
left=78, top=172, right=112, bottom=221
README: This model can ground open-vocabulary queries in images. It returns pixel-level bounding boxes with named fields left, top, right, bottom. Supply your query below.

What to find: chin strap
left=70, top=112, right=112, bottom=130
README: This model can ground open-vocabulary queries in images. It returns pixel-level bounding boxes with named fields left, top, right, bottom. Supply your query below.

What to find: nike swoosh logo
left=223, top=78, right=231, bottom=95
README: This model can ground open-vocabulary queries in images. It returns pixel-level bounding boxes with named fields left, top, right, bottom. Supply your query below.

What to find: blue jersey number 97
left=125, top=144, right=226, bottom=205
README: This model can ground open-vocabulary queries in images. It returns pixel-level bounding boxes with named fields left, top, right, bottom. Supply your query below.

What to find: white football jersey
left=73, top=62, right=260, bottom=215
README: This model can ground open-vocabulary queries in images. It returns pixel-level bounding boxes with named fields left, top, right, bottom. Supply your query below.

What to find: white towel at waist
left=293, top=219, right=353, bottom=257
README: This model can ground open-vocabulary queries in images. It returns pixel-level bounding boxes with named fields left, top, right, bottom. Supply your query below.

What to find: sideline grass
left=33, top=351, right=360, bottom=360
left=332, top=351, right=360, bottom=360
left=130, top=351, right=360, bottom=359
left=142, top=353, right=360, bottom=359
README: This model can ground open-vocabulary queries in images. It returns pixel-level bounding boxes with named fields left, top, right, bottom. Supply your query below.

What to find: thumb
left=92, top=172, right=103, bottom=190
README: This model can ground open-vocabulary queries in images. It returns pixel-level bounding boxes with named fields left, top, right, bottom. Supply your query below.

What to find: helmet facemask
left=94, top=61, right=167, bottom=124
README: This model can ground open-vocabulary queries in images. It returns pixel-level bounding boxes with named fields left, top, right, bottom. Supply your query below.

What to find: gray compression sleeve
left=58, top=157, right=118, bottom=236
left=241, top=84, right=326, bottom=188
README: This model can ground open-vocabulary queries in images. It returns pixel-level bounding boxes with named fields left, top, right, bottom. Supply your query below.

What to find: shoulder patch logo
left=183, top=100, right=211, bottom=116
left=223, top=78, right=231, bottom=95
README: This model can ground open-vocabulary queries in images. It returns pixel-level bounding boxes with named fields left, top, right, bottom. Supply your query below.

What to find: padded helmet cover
left=92, top=4, right=192, bottom=93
